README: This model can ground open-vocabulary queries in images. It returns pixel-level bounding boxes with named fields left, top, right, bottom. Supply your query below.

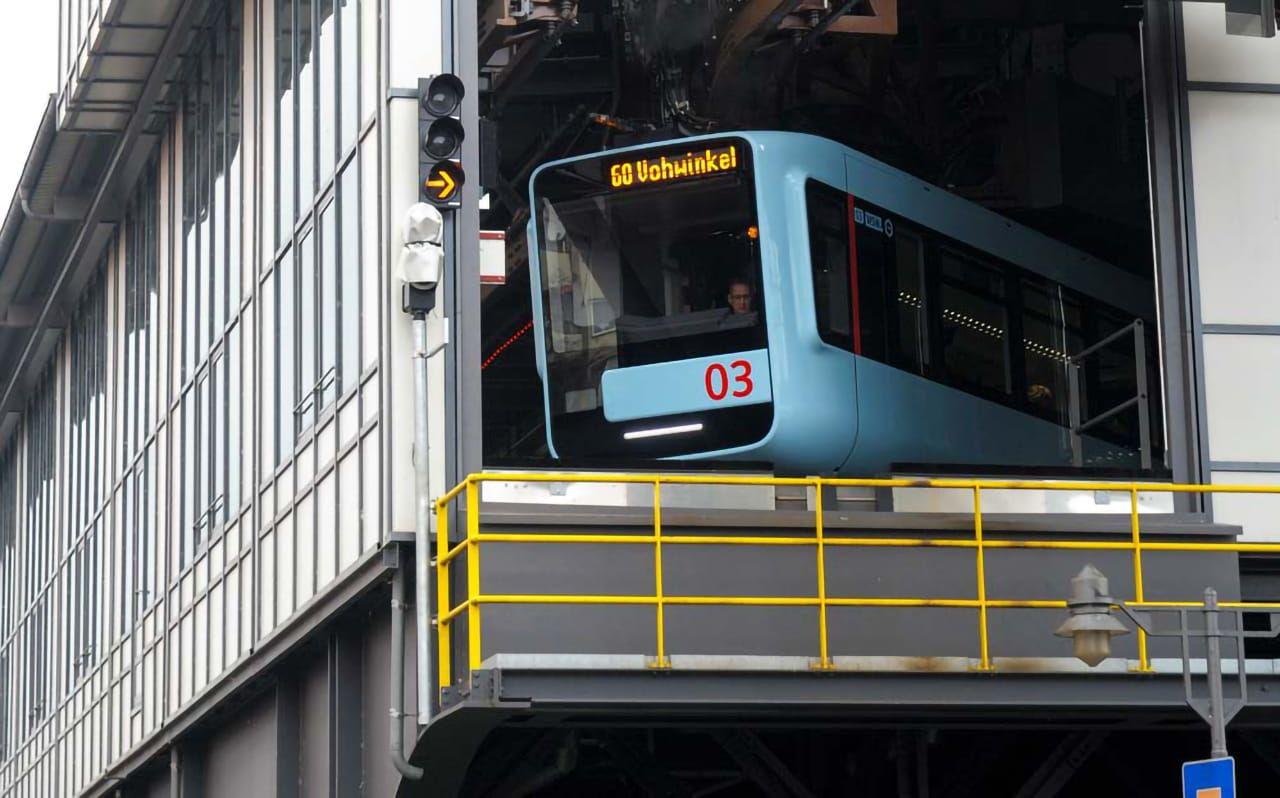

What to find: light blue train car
left=527, top=132, right=1156, bottom=474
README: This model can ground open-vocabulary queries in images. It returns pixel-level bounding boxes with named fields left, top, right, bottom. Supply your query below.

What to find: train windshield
left=532, top=138, right=771, bottom=458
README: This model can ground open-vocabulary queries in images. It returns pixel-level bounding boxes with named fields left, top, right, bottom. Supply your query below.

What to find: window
left=276, top=0, right=367, bottom=455
left=296, top=228, right=315, bottom=427
left=0, top=650, right=8, bottom=760
left=276, top=0, right=296, bottom=243
left=850, top=198, right=929, bottom=375
left=532, top=139, right=771, bottom=459
left=0, top=453, right=13, bottom=760
left=65, top=271, right=103, bottom=679
left=937, top=247, right=1011, bottom=399
left=891, top=229, right=929, bottom=375
left=26, top=601, right=45, bottom=728
left=848, top=196, right=1157, bottom=464
left=805, top=181, right=854, bottom=352
left=1020, top=279, right=1084, bottom=425
left=124, top=162, right=159, bottom=460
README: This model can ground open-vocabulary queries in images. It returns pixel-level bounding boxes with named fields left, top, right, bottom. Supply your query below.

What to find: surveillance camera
left=404, top=202, right=445, bottom=246
left=399, top=203, right=445, bottom=289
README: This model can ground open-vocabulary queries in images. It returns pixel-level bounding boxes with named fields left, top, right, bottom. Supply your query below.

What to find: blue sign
left=1183, top=757, right=1235, bottom=798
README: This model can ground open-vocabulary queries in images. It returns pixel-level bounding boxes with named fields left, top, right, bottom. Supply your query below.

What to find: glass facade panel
left=276, top=0, right=296, bottom=240
left=320, top=201, right=338, bottom=409
left=339, top=164, right=359, bottom=393
left=2, top=3, right=384, bottom=792
left=297, top=0, right=316, bottom=206
left=318, top=0, right=337, bottom=176
left=298, top=229, right=316, bottom=428
left=279, top=241, right=298, bottom=450
left=340, top=0, right=358, bottom=146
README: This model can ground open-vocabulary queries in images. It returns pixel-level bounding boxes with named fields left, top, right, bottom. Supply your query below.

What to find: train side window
left=937, top=247, right=1011, bottom=399
left=805, top=181, right=854, bottom=351
left=1020, top=279, right=1084, bottom=424
left=841, top=196, right=927, bottom=374
left=890, top=227, right=928, bottom=374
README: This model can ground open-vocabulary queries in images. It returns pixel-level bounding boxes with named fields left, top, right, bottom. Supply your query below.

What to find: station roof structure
left=0, top=0, right=202, bottom=448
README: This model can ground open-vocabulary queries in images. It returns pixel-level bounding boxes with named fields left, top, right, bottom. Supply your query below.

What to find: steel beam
left=711, top=0, right=805, bottom=95
left=1010, top=731, right=1107, bottom=798
left=485, top=732, right=578, bottom=797
left=469, top=665, right=1280, bottom=717
left=938, top=737, right=1014, bottom=798
left=600, top=733, right=695, bottom=798
left=710, top=729, right=816, bottom=798
left=779, top=0, right=899, bottom=35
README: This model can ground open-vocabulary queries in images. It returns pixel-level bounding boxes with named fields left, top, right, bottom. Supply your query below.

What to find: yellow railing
left=434, top=474, right=1280, bottom=691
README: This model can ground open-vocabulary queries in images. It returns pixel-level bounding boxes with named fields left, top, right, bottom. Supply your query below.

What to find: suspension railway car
left=527, top=132, right=1156, bottom=474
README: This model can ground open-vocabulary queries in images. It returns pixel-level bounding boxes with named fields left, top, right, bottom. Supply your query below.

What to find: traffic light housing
left=419, top=74, right=466, bottom=208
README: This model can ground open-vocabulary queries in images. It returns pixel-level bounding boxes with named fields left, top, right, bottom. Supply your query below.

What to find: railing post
left=1130, top=486, right=1152, bottom=672
left=466, top=479, right=483, bottom=675
left=814, top=478, right=832, bottom=670
left=1068, top=361, right=1084, bottom=467
left=652, top=480, right=669, bottom=668
left=436, top=500, right=451, bottom=691
left=973, top=486, right=992, bottom=671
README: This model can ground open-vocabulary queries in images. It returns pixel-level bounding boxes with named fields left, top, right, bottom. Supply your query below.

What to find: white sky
left=0, top=3, right=60, bottom=207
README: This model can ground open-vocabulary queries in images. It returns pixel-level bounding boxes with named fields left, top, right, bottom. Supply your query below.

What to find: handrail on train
left=432, top=473, right=1280, bottom=694
left=1068, top=318, right=1152, bottom=470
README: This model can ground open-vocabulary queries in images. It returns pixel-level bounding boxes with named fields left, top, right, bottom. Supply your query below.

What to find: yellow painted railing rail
left=433, top=473, right=1280, bottom=691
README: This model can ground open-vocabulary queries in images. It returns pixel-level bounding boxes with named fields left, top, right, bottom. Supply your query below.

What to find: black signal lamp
left=423, top=74, right=464, bottom=117
left=418, top=74, right=467, bottom=208
left=424, top=117, right=465, bottom=160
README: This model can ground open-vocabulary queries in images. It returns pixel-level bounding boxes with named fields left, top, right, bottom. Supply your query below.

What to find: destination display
left=607, top=143, right=742, bottom=189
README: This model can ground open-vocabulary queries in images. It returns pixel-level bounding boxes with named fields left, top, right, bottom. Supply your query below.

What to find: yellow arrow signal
left=426, top=168, right=457, bottom=200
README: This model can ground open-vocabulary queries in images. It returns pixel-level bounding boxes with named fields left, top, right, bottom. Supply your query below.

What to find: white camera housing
left=398, top=203, right=446, bottom=288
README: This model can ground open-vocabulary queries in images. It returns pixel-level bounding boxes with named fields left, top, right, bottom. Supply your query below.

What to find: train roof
left=531, top=131, right=1154, bottom=318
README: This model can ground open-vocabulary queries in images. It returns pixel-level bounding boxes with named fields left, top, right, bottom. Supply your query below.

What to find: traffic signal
left=419, top=74, right=466, bottom=208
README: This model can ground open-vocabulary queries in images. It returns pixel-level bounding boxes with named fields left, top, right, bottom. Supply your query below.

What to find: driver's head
left=727, top=279, right=753, bottom=314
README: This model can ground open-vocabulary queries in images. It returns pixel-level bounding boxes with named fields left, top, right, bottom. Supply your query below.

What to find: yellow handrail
left=433, top=473, right=1280, bottom=693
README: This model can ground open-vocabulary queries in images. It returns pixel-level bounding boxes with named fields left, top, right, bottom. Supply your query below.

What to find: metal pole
left=1204, top=587, right=1229, bottom=758
left=391, top=563, right=425, bottom=780
left=412, top=314, right=434, bottom=726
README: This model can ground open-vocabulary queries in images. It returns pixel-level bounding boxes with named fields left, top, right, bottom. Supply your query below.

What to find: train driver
left=727, top=278, right=754, bottom=315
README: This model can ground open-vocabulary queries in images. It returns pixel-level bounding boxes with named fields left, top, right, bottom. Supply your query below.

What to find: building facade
left=0, top=0, right=1278, bottom=796
left=1, top=0, right=457, bottom=794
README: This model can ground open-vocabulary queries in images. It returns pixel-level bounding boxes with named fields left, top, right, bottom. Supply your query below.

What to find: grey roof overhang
left=0, top=0, right=207, bottom=450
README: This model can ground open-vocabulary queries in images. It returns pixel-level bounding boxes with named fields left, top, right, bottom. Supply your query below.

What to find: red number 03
left=704, top=360, right=753, bottom=401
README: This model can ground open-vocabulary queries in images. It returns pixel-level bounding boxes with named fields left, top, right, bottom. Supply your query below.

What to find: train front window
left=532, top=139, right=770, bottom=458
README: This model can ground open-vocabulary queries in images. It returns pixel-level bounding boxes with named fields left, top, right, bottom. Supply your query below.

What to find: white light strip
left=624, top=423, right=704, bottom=440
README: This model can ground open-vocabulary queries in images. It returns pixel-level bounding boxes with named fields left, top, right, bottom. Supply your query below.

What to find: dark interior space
left=477, top=0, right=1159, bottom=469
left=458, top=723, right=1280, bottom=796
